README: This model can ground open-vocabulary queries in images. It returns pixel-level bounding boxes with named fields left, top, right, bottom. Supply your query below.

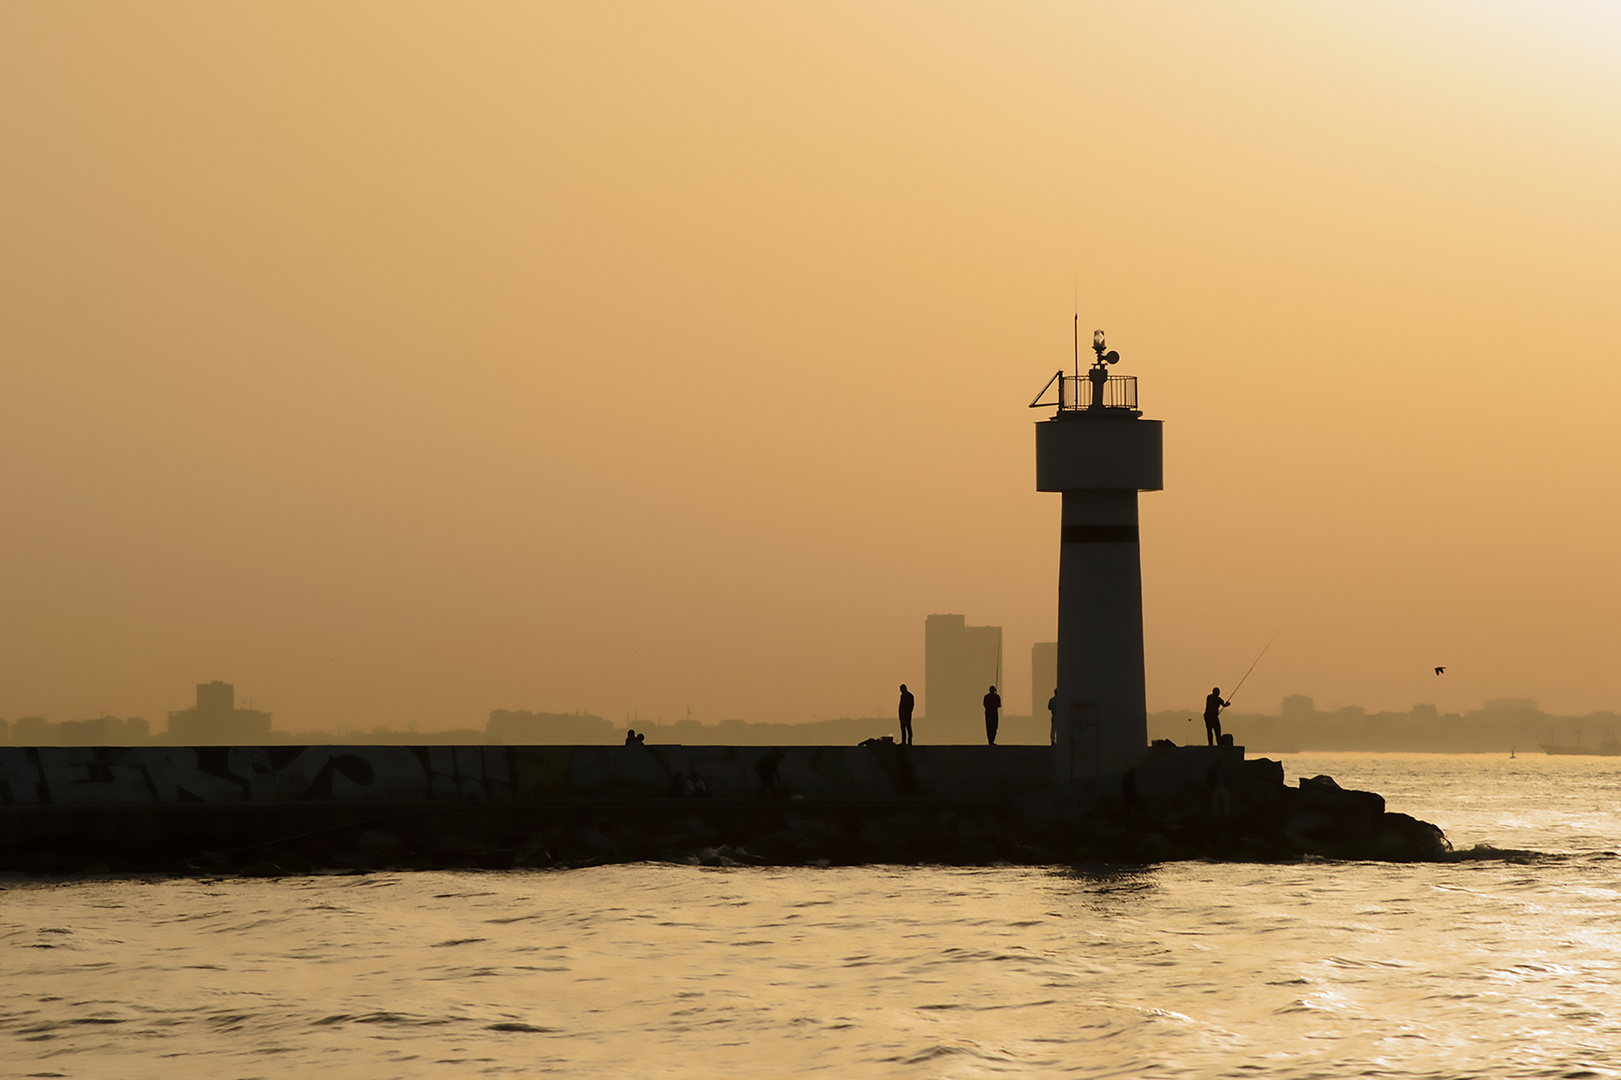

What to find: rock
left=512, top=838, right=552, bottom=868
left=1370, top=812, right=1453, bottom=862
left=357, top=830, right=410, bottom=863
left=1134, top=832, right=1185, bottom=862
left=1241, top=757, right=1285, bottom=788
left=785, top=816, right=839, bottom=848
left=680, top=815, right=719, bottom=845
left=1297, top=775, right=1375, bottom=843
left=571, top=827, right=621, bottom=860
left=240, top=860, right=283, bottom=877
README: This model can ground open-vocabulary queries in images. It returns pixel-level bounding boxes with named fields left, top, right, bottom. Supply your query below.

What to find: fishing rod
left=1226, top=625, right=1283, bottom=704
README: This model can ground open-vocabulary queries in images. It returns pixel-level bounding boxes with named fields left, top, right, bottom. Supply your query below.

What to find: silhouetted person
left=754, top=750, right=784, bottom=793
left=635, top=731, right=646, bottom=745
left=624, top=729, right=638, bottom=745
left=1088, top=361, right=1109, bottom=408
left=1048, top=689, right=1058, bottom=746
left=898, top=684, right=915, bottom=746
left=983, top=685, right=1001, bottom=745
left=1204, top=687, right=1230, bottom=746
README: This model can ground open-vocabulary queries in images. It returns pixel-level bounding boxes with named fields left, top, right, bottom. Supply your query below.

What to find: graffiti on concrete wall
left=0, top=746, right=514, bottom=805
left=0, top=743, right=1054, bottom=806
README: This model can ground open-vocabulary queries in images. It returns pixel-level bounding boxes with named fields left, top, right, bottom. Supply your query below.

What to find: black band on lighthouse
left=1061, top=524, right=1139, bottom=544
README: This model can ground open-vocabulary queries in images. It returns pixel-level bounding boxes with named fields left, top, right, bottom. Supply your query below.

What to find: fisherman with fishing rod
left=1202, top=627, right=1282, bottom=747
left=1203, top=688, right=1230, bottom=746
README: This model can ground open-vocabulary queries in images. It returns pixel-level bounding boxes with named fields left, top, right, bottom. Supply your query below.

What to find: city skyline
left=4, top=674, right=1610, bottom=743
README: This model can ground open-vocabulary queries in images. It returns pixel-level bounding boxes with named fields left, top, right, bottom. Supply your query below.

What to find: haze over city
left=3, top=2, right=1619, bottom=734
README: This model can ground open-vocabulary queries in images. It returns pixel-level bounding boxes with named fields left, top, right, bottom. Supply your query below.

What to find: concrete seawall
left=0, top=743, right=1054, bottom=805
left=0, top=743, right=1452, bottom=872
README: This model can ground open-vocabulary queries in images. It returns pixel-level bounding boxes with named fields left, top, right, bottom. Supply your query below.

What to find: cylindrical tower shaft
left=1057, top=489, right=1146, bottom=776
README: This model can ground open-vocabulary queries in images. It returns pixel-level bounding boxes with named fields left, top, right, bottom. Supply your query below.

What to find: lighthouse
left=1032, top=329, right=1162, bottom=780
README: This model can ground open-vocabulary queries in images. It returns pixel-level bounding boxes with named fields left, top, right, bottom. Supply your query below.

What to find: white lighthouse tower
left=1032, top=328, right=1162, bottom=780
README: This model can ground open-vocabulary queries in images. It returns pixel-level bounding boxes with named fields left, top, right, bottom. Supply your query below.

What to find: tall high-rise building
left=924, top=614, right=1002, bottom=724
left=1031, top=642, right=1057, bottom=720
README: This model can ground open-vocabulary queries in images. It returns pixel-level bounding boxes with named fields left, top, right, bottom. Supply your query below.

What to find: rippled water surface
left=4, top=753, right=1621, bottom=1078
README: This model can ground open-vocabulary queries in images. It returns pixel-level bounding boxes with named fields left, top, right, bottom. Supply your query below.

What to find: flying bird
left=1434, top=666, right=1446, bottom=675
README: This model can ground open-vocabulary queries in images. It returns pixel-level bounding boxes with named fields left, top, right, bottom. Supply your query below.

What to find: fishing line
left=1227, top=624, right=1284, bottom=704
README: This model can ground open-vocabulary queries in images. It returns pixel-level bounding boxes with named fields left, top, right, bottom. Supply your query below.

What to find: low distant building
left=12, top=717, right=53, bottom=744
left=57, top=716, right=150, bottom=745
left=487, top=709, right=614, bottom=744
left=1281, top=694, right=1315, bottom=718
left=7, top=715, right=151, bottom=745
left=166, top=681, right=272, bottom=744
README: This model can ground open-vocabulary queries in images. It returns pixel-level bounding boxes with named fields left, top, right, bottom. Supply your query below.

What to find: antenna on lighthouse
left=1073, top=279, right=1080, bottom=380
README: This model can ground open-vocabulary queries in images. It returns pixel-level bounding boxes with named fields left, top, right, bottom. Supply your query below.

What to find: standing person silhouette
left=1088, top=361, right=1110, bottom=408
left=897, top=684, right=915, bottom=746
left=983, top=685, right=1002, bottom=746
left=1204, top=687, right=1230, bottom=747
left=1048, top=688, right=1059, bottom=746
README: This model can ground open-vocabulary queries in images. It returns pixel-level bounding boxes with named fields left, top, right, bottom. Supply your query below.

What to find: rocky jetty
left=0, top=746, right=1449, bottom=875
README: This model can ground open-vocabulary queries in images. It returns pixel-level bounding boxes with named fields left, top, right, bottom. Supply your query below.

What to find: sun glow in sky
left=3, top=2, right=1619, bottom=730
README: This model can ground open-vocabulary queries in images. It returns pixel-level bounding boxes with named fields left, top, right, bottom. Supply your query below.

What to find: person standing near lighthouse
left=1204, top=687, right=1230, bottom=746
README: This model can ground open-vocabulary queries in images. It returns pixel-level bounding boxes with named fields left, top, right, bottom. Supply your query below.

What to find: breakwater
left=0, top=742, right=1450, bottom=872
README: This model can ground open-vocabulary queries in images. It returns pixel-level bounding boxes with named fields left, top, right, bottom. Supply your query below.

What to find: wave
left=1442, top=844, right=1557, bottom=863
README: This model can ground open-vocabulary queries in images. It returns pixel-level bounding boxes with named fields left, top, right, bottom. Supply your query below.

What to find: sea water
left=3, top=752, right=1619, bottom=1079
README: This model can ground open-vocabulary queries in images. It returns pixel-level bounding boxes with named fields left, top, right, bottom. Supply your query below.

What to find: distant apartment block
left=59, top=716, right=150, bottom=744
left=1281, top=694, right=1315, bottom=718
left=487, top=709, right=615, bottom=744
left=12, top=717, right=51, bottom=744
left=1031, top=642, right=1056, bottom=719
left=166, top=681, right=272, bottom=744
left=4, top=715, right=149, bottom=745
left=924, top=614, right=1002, bottom=723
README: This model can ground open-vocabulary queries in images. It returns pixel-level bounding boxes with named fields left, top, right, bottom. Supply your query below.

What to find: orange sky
left=3, top=2, right=1619, bottom=731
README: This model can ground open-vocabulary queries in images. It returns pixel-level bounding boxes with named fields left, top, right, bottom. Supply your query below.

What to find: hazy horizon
left=4, top=2, right=1618, bottom=732
left=8, top=686, right=1618, bottom=740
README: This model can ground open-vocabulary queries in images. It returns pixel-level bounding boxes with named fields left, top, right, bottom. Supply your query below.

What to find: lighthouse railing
left=1058, top=374, right=1137, bottom=411
left=1029, top=372, right=1140, bottom=413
